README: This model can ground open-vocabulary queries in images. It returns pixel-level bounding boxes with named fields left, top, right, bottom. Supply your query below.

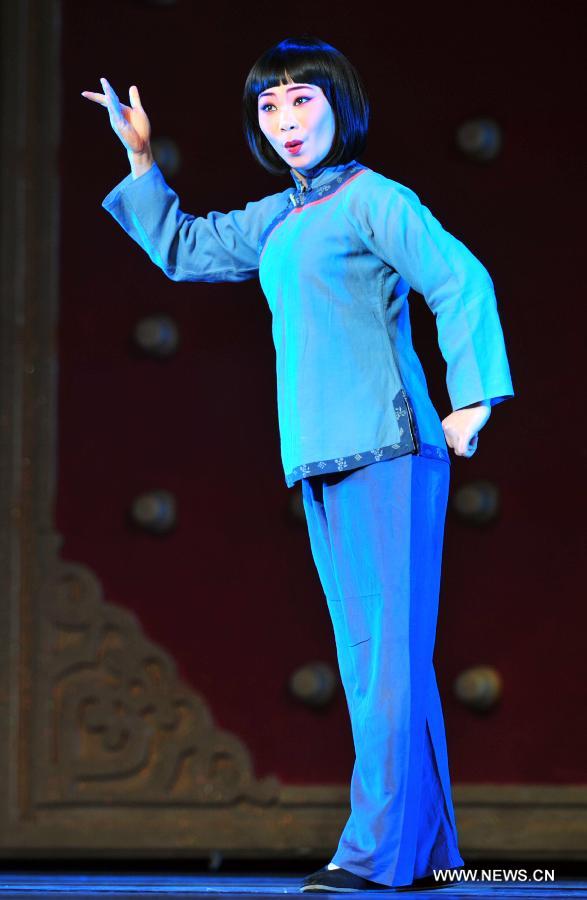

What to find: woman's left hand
left=441, top=400, right=491, bottom=458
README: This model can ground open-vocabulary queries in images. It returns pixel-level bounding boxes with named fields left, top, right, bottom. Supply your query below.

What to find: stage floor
left=0, top=871, right=586, bottom=898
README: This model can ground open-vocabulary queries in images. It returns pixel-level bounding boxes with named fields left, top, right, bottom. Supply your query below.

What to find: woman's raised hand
left=81, top=78, right=152, bottom=157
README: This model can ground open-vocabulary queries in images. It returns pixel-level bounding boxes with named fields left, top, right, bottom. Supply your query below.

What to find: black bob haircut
left=242, top=35, right=370, bottom=176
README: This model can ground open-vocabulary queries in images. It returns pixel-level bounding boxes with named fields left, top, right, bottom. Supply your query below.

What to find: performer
left=82, top=35, right=514, bottom=893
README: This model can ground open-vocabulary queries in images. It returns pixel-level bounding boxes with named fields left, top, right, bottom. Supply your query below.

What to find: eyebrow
left=258, top=84, right=316, bottom=100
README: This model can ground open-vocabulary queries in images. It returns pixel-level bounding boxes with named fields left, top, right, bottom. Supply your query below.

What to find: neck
left=291, top=167, right=309, bottom=190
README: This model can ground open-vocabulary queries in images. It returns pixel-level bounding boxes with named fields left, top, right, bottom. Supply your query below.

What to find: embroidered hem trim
left=285, top=440, right=450, bottom=487
left=284, top=388, right=450, bottom=487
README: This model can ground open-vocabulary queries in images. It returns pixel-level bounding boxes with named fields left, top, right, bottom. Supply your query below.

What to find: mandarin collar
left=289, top=159, right=358, bottom=193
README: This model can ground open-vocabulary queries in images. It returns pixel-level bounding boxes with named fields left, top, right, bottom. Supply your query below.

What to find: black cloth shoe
left=301, top=866, right=330, bottom=887
left=300, top=866, right=393, bottom=892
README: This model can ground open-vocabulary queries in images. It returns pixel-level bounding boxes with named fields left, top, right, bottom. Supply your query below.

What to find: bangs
left=246, top=43, right=335, bottom=107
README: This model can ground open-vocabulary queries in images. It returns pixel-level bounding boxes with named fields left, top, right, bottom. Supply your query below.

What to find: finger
left=100, top=77, right=123, bottom=120
left=443, top=429, right=455, bottom=450
left=459, top=430, right=477, bottom=455
left=464, top=434, right=478, bottom=457
left=129, top=84, right=142, bottom=109
left=101, top=76, right=119, bottom=106
left=81, top=90, right=107, bottom=106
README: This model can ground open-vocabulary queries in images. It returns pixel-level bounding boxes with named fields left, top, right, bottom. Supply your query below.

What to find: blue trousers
left=301, top=453, right=465, bottom=887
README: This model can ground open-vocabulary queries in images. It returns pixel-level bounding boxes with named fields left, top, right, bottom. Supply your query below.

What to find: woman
left=82, top=35, right=514, bottom=893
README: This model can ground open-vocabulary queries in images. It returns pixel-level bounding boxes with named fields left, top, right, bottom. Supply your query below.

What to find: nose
left=279, top=107, right=297, bottom=131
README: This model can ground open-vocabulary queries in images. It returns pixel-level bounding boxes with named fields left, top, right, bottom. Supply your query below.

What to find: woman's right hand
left=81, top=77, right=152, bottom=157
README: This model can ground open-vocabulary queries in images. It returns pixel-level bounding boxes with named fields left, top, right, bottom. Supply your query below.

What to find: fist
left=442, top=401, right=491, bottom=458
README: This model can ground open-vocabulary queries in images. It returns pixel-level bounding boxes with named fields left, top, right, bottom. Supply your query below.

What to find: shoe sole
left=301, top=883, right=393, bottom=893
left=301, top=886, right=390, bottom=893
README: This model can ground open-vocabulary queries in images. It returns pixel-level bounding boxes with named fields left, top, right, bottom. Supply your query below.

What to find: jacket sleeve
left=348, top=171, right=515, bottom=411
left=101, top=162, right=267, bottom=283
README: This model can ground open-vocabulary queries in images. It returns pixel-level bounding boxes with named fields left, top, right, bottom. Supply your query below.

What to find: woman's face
left=257, top=77, right=336, bottom=175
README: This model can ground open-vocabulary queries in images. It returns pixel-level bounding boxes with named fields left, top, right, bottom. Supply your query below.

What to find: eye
left=259, top=96, right=311, bottom=113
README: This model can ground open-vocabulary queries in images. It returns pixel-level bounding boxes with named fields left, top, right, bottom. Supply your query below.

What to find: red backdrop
left=57, top=0, right=585, bottom=784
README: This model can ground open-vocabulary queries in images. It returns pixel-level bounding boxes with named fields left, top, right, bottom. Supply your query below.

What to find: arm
left=83, top=78, right=266, bottom=283
left=347, top=172, right=515, bottom=414
left=102, top=162, right=267, bottom=283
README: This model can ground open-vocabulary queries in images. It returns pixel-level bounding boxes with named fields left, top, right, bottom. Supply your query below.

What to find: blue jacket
left=102, top=159, right=514, bottom=487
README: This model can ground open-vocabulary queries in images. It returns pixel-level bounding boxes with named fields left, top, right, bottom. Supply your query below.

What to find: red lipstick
left=285, top=140, right=304, bottom=155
